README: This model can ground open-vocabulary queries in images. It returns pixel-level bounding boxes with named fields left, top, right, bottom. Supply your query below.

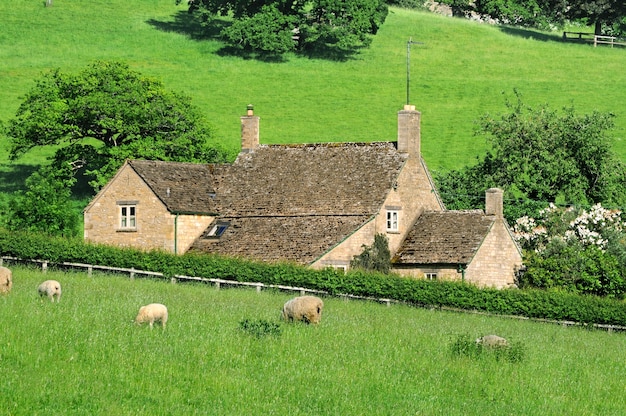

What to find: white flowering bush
left=513, top=203, right=625, bottom=253
left=514, top=203, right=626, bottom=297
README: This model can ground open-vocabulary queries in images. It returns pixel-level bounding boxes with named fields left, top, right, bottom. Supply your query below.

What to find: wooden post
left=88, top=265, right=93, bottom=277
left=42, top=262, right=48, bottom=273
left=45, top=0, right=53, bottom=7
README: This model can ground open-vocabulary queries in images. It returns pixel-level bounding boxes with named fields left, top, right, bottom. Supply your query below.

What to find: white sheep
left=476, top=334, right=509, bottom=348
left=0, top=266, right=12, bottom=294
left=135, top=303, right=168, bottom=329
left=282, top=295, right=324, bottom=324
left=38, top=280, right=62, bottom=302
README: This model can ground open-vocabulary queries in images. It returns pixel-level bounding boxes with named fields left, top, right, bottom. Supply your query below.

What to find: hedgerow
left=1, top=228, right=625, bottom=326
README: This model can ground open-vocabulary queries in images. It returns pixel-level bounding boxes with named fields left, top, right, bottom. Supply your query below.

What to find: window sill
left=117, top=229, right=138, bottom=233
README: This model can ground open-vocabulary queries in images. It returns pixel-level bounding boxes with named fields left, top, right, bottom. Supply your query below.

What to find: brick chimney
left=397, top=105, right=421, bottom=157
left=241, top=104, right=259, bottom=152
left=485, top=188, right=504, bottom=218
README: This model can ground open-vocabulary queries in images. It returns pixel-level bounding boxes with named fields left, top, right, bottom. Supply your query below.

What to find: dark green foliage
left=239, top=318, right=282, bottom=337
left=181, top=0, right=388, bottom=56
left=436, top=92, right=626, bottom=222
left=458, top=0, right=626, bottom=36
left=350, top=233, right=391, bottom=273
left=2, top=229, right=626, bottom=326
left=6, top=61, right=229, bottom=192
left=520, top=242, right=626, bottom=297
left=3, top=164, right=79, bottom=237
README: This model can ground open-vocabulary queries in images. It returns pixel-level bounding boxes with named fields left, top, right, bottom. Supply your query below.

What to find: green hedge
left=2, top=229, right=626, bottom=326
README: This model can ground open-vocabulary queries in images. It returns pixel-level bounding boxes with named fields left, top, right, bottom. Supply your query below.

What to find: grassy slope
left=2, top=266, right=626, bottom=415
left=1, top=0, right=625, bottom=177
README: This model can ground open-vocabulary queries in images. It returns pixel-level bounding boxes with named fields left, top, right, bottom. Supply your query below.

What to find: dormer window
left=386, top=207, right=400, bottom=232
left=208, top=221, right=229, bottom=238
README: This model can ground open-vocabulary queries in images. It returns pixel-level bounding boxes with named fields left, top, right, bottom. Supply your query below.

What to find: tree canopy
left=179, top=0, right=389, bottom=56
left=440, top=0, right=626, bottom=35
left=6, top=61, right=227, bottom=192
left=435, top=92, right=626, bottom=221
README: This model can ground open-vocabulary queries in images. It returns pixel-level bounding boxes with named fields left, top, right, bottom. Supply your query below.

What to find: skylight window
left=208, top=222, right=229, bottom=238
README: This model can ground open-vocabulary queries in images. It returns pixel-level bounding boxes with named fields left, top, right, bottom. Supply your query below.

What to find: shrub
left=239, top=318, right=282, bottom=338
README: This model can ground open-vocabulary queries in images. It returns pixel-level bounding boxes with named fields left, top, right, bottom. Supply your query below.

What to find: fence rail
left=2, top=255, right=625, bottom=332
left=563, top=32, right=626, bottom=48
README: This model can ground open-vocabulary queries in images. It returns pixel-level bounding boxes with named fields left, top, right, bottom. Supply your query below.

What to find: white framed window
left=386, top=209, right=399, bottom=232
left=425, top=272, right=437, bottom=280
left=119, top=205, right=136, bottom=230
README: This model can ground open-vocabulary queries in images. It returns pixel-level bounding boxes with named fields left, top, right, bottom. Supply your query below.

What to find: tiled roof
left=128, top=160, right=221, bottom=214
left=193, top=142, right=407, bottom=263
left=393, top=210, right=495, bottom=264
left=189, top=215, right=371, bottom=264
left=214, top=142, right=407, bottom=217
left=128, top=142, right=407, bottom=264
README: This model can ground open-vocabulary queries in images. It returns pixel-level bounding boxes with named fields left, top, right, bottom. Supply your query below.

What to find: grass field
left=2, top=265, right=626, bottom=415
left=1, top=0, right=625, bottom=177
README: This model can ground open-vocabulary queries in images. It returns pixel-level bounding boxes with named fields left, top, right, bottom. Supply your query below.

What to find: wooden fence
left=3, top=255, right=626, bottom=332
left=0, top=255, right=393, bottom=305
left=563, top=32, right=626, bottom=48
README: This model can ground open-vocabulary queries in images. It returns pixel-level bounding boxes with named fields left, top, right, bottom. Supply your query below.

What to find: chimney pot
left=247, top=104, right=254, bottom=116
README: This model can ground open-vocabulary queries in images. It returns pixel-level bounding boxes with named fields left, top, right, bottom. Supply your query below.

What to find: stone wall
left=84, top=163, right=211, bottom=254
left=464, top=219, right=522, bottom=288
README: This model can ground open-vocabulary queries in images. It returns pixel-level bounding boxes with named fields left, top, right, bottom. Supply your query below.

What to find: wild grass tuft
left=238, top=318, right=282, bottom=338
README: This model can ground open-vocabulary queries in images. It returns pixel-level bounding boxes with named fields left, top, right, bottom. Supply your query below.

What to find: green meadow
left=1, top=0, right=625, bottom=176
left=1, top=265, right=626, bottom=415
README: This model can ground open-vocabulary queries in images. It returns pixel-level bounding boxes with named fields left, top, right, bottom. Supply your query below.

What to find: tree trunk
left=594, top=20, right=602, bottom=36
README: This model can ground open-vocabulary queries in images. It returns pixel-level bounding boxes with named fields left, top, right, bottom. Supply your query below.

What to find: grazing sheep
left=0, top=266, right=12, bottom=294
left=476, top=334, right=509, bottom=349
left=135, top=303, right=168, bottom=329
left=282, top=295, right=324, bottom=324
left=38, top=280, right=62, bottom=302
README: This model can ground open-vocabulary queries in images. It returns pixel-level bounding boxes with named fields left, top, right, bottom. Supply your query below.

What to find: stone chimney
left=397, top=105, right=421, bottom=157
left=241, top=104, right=259, bottom=152
left=485, top=188, right=503, bottom=218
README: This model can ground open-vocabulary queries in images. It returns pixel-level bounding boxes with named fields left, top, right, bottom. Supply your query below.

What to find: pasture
left=1, top=0, right=625, bottom=175
left=1, top=265, right=626, bottom=415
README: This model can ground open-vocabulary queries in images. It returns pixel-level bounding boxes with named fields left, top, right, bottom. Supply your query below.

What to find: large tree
left=6, top=61, right=227, bottom=192
left=443, top=0, right=626, bottom=35
left=180, top=0, right=388, bottom=56
left=436, top=92, right=626, bottom=221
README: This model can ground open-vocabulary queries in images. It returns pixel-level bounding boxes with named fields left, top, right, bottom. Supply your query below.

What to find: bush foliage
left=2, top=229, right=626, bottom=326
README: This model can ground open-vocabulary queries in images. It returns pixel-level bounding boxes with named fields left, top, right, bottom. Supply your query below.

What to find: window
left=425, top=272, right=437, bottom=280
left=208, top=222, right=229, bottom=238
left=119, top=205, right=136, bottom=229
left=386, top=210, right=399, bottom=232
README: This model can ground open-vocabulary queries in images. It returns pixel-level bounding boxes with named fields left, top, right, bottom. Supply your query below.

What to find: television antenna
left=406, top=38, right=423, bottom=105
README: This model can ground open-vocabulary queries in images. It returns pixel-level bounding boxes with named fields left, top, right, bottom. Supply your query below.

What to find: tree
left=4, top=163, right=79, bottom=237
left=436, top=92, right=626, bottom=221
left=350, top=233, right=391, bottom=273
left=561, top=0, right=626, bottom=35
left=179, top=0, right=388, bottom=56
left=6, top=61, right=228, bottom=192
left=445, top=0, right=626, bottom=35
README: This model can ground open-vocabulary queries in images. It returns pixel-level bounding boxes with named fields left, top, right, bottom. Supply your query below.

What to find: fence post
left=42, top=261, right=48, bottom=273
left=88, top=265, right=93, bottom=277
left=215, top=281, right=220, bottom=290
left=130, top=268, right=135, bottom=279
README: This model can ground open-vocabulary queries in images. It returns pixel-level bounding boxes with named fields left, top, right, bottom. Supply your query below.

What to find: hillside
left=1, top=1, right=625, bottom=175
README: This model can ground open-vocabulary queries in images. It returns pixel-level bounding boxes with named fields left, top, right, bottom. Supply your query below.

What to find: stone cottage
left=83, top=105, right=522, bottom=288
